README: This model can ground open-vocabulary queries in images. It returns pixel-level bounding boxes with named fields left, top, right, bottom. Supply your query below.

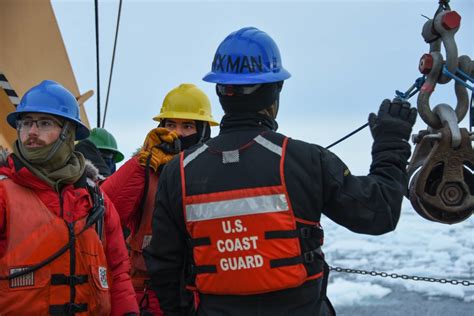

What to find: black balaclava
left=159, top=119, right=211, bottom=150
left=103, top=157, right=116, bottom=174
left=217, top=81, right=283, bottom=114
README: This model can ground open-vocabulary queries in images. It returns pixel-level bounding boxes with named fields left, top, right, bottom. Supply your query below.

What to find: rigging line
left=102, top=0, right=123, bottom=128
left=326, top=78, right=424, bottom=150
left=325, top=123, right=369, bottom=150
left=470, top=91, right=473, bottom=132
left=95, top=0, right=101, bottom=128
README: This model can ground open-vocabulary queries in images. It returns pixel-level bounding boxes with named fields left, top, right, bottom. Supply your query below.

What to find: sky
left=51, top=0, right=474, bottom=174
left=50, top=1, right=474, bottom=312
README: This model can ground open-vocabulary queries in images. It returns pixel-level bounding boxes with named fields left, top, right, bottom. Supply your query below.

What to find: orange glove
left=137, top=127, right=179, bottom=172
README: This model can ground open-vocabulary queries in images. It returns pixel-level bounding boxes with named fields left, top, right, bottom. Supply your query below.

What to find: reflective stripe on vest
left=186, top=193, right=289, bottom=222
left=183, top=144, right=209, bottom=167
left=0, top=179, right=111, bottom=315
left=181, top=134, right=322, bottom=295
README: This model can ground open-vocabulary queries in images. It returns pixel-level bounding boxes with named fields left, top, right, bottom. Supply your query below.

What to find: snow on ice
left=323, top=200, right=474, bottom=307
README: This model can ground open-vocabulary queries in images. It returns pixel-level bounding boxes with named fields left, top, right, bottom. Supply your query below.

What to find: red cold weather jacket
left=101, top=156, right=147, bottom=234
left=0, top=153, right=139, bottom=315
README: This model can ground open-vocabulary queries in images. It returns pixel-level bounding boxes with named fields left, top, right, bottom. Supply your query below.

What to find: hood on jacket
left=83, top=159, right=102, bottom=183
left=0, top=147, right=8, bottom=168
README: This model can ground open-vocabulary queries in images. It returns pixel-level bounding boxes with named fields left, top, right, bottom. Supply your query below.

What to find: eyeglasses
left=16, top=119, right=63, bottom=132
left=216, top=84, right=262, bottom=96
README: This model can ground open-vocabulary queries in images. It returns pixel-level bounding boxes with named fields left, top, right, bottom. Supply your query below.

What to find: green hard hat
left=88, top=128, right=124, bottom=162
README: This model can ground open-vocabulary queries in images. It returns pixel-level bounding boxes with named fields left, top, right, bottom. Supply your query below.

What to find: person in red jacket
left=0, top=80, right=139, bottom=315
left=102, top=83, right=218, bottom=315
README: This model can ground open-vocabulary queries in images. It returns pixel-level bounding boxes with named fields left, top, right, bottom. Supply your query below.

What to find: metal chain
left=329, top=266, right=474, bottom=286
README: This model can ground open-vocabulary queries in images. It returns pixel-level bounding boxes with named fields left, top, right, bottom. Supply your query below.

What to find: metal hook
left=433, top=104, right=461, bottom=147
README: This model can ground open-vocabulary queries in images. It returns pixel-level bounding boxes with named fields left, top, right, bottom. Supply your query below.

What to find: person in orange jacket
left=102, top=83, right=218, bottom=315
left=0, top=80, right=139, bottom=315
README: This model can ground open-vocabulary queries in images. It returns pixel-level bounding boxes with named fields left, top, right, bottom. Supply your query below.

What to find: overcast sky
left=51, top=0, right=474, bottom=173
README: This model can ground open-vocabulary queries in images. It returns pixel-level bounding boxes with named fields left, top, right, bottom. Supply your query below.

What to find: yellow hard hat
left=153, top=83, right=218, bottom=126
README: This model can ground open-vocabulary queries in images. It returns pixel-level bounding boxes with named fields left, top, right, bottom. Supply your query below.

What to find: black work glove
left=368, top=98, right=417, bottom=141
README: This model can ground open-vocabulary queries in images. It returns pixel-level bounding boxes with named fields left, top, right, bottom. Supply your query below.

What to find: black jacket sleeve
left=318, top=134, right=411, bottom=235
left=143, top=157, right=189, bottom=315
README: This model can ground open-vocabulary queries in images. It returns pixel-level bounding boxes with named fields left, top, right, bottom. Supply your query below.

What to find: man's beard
left=23, top=137, right=46, bottom=148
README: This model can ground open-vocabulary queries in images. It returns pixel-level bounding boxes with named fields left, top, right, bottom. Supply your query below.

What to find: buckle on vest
left=304, top=248, right=323, bottom=263
left=300, top=226, right=324, bottom=241
left=51, top=274, right=89, bottom=286
left=49, top=303, right=88, bottom=314
left=301, top=227, right=311, bottom=238
left=68, top=275, right=88, bottom=286
left=304, top=251, right=315, bottom=263
left=66, top=303, right=88, bottom=313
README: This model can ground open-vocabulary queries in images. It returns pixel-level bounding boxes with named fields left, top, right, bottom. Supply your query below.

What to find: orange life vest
left=180, top=134, right=324, bottom=295
left=0, top=178, right=111, bottom=315
left=127, top=172, right=159, bottom=289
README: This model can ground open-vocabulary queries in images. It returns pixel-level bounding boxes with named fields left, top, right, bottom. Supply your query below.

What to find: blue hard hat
left=203, top=27, right=291, bottom=84
left=7, top=80, right=90, bottom=140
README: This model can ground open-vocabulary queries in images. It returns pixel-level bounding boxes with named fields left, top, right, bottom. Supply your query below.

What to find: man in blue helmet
left=0, top=80, right=139, bottom=314
left=144, top=27, right=417, bottom=315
